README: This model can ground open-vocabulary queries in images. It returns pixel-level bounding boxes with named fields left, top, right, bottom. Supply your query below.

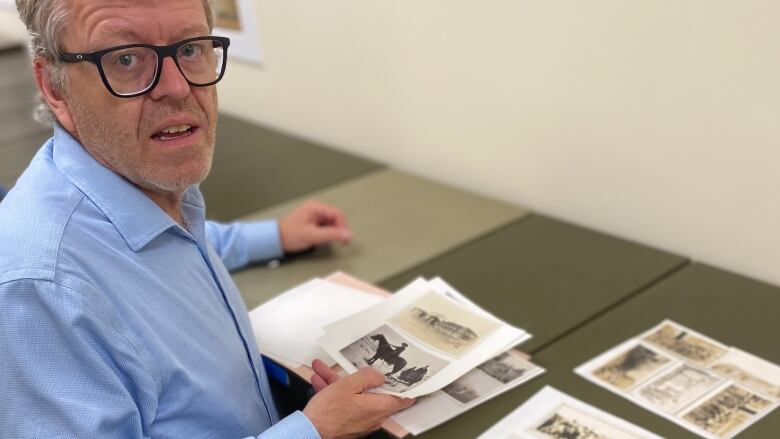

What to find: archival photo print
left=440, top=350, right=539, bottom=404
left=212, top=0, right=242, bottom=30
left=682, top=385, right=773, bottom=438
left=339, top=324, right=448, bottom=393
left=711, top=350, right=780, bottom=400
left=390, top=291, right=502, bottom=358
left=642, top=322, right=728, bottom=366
left=592, top=344, right=673, bottom=390
left=441, top=368, right=504, bottom=404
left=633, top=364, right=722, bottom=414
left=530, top=405, right=643, bottom=439
left=478, top=351, right=536, bottom=384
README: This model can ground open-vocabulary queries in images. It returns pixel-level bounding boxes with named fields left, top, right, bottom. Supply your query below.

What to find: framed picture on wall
left=211, top=0, right=264, bottom=64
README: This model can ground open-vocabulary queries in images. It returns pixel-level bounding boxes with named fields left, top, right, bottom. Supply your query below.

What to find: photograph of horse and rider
left=340, top=324, right=449, bottom=393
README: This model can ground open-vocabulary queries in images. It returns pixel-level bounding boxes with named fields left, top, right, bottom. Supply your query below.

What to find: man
left=0, top=0, right=414, bottom=437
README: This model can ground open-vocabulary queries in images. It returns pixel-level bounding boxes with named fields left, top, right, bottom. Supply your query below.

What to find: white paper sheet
left=392, top=350, right=544, bottom=435
left=477, top=386, right=663, bottom=439
left=576, top=320, right=780, bottom=439
left=320, top=278, right=530, bottom=398
left=249, top=278, right=383, bottom=367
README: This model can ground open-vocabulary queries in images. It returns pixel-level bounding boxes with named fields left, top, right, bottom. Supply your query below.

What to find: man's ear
left=34, top=57, right=76, bottom=132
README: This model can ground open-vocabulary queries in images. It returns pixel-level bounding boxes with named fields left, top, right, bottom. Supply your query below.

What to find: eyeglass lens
left=100, top=39, right=226, bottom=96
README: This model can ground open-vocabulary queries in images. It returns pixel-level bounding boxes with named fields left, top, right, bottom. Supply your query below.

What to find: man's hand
left=304, top=365, right=415, bottom=439
left=279, top=201, right=352, bottom=253
left=311, top=359, right=340, bottom=393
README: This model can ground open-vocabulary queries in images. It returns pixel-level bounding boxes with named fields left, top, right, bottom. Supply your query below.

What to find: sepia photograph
left=591, top=344, right=673, bottom=390
left=531, top=404, right=643, bottom=439
left=642, top=322, right=728, bottom=366
left=390, top=291, right=502, bottom=358
left=711, top=349, right=780, bottom=400
left=212, top=0, right=242, bottom=30
left=682, top=385, right=773, bottom=438
left=711, top=363, right=780, bottom=400
left=339, top=324, right=448, bottom=393
left=633, top=364, right=722, bottom=414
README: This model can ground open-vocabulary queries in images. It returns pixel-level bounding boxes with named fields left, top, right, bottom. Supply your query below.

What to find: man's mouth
left=152, top=124, right=195, bottom=141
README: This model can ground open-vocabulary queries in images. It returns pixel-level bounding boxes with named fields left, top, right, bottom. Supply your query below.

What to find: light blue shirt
left=0, top=125, right=320, bottom=439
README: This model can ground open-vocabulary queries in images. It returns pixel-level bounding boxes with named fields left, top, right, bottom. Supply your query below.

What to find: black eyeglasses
left=59, top=36, right=230, bottom=98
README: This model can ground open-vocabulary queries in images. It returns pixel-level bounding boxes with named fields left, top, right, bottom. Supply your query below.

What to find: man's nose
left=149, top=56, right=190, bottom=100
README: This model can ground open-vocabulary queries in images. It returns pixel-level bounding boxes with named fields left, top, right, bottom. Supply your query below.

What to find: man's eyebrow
left=173, top=24, right=212, bottom=40
left=92, top=27, right=144, bottom=48
left=90, top=24, right=211, bottom=50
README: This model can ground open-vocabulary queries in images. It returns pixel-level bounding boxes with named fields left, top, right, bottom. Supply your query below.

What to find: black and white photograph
left=339, top=324, right=448, bottom=393
left=531, top=405, right=642, bottom=439
left=592, top=344, right=672, bottom=390
left=477, top=351, right=535, bottom=384
left=390, top=291, right=501, bottom=358
left=633, top=364, right=722, bottom=414
left=441, top=368, right=504, bottom=404
left=642, top=322, right=728, bottom=366
left=682, top=385, right=773, bottom=438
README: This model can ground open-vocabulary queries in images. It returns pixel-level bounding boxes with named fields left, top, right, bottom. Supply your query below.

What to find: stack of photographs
left=319, top=277, right=534, bottom=398
left=478, top=386, right=662, bottom=438
left=391, top=349, right=544, bottom=435
left=576, top=320, right=780, bottom=439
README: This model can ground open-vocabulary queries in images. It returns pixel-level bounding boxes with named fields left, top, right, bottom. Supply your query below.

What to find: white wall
left=0, top=3, right=27, bottom=39
left=2, top=1, right=779, bottom=287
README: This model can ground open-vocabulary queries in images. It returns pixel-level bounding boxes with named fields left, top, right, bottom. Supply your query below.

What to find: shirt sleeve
left=0, top=279, right=156, bottom=439
left=250, top=411, right=320, bottom=439
left=205, top=220, right=284, bottom=271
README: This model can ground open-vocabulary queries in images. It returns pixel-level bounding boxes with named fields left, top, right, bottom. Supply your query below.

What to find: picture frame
left=211, top=0, right=264, bottom=64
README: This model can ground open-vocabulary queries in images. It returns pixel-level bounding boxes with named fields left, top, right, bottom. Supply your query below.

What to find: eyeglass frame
left=58, top=36, right=231, bottom=98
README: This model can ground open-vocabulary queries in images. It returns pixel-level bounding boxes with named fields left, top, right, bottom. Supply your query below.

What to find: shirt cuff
left=258, top=411, right=320, bottom=439
left=241, top=220, right=284, bottom=264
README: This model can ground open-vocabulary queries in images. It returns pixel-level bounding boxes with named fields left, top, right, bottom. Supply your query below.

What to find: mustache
left=142, top=97, right=209, bottom=131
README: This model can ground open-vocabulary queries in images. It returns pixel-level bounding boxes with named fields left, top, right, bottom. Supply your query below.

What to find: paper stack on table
left=478, top=386, right=663, bottom=438
left=576, top=320, right=780, bottom=439
left=249, top=277, right=384, bottom=368
left=319, top=277, right=533, bottom=398
left=392, top=349, right=544, bottom=435
left=248, top=273, right=543, bottom=437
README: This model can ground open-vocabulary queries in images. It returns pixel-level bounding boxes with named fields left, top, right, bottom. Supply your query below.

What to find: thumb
left=336, top=367, right=386, bottom=394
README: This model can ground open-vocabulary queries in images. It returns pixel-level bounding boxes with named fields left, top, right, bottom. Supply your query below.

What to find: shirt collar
left=52, top=124, right=206, bottom=252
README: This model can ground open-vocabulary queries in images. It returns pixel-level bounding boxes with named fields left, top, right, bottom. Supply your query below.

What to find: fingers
left=336, top=366, right=387, bottom=394
left=311, top=374, right=328, bottom=393
left=312, top=359, right=340, bottom=385
left=280, top=201, right=353, bottom=252
left=304, top=201, right=352, bottom=244
left=307, top=224, right=353, bottom=246
left=357, top=393, right=417, bottom=421
left=305, top=200, right=349, bottom=228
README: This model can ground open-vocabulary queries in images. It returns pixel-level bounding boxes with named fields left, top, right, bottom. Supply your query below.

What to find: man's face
left=58, top=0, right=217, bottom=194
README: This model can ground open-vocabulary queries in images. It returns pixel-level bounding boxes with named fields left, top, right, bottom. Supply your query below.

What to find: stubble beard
left=67, top=95, right=215, bottom=195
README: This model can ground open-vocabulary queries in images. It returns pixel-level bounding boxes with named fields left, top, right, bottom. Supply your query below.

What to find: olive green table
left=409, top=263, right=780, bottom=438
left=232, top=169, right=528, bottom=309
left=381, top=214, right=687, bottom=354
left=201, top=114, right=382, bottom=221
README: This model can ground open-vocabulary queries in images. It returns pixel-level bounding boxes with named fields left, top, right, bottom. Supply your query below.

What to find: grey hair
left=15, top=0, right=215, bottom=126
